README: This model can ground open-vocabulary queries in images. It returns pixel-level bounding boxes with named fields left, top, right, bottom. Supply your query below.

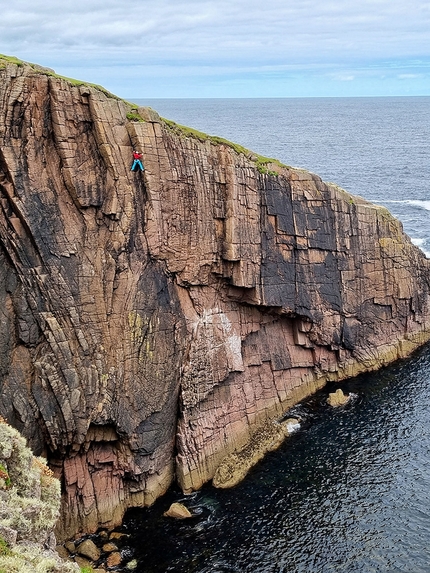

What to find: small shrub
left=0, top=463, right=11, bottom=488
left=126, top=111, right=144, bottom=122
left=33, top=457, right=55, bottom=486
left=0, top=537, right=12, bottom=557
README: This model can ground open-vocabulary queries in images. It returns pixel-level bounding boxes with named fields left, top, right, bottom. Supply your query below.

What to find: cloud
left=397, top=73, right=422, bottom=79
left=1, top=0, right=430, bottom=96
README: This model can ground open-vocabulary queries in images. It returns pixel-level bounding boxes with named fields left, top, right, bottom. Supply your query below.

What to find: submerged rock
left=213, top=418, right=300, bottom=489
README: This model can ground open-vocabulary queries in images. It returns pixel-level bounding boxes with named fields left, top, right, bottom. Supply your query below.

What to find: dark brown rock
left=76, top=539, right=101, bottom=561
left=56, top=545, right=71, bottom=560
left=1, top=56, right=430, bottom=539
left=106, top=551, right=122, bottom=567
left=74, top=555, right=92, bottom=569
left=64, top=541, right=76, bottom=554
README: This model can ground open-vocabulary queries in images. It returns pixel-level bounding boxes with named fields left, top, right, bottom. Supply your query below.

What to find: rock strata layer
left=1, top=56, right=430, bottom=539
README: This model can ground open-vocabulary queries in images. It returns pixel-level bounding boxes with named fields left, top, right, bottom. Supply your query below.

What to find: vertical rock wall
left=0, top=59, right=430, bottom=538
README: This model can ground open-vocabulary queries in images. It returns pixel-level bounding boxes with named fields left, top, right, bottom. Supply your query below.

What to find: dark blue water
left=118, top=98, right=430, bottom=572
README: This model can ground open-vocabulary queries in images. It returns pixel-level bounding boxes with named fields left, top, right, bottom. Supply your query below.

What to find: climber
left=131, top=150, right=144, bottom=172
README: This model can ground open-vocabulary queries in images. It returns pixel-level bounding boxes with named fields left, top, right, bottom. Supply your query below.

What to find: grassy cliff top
left=0, top=53, right=119, bottom=100
left=0, top=53, right=288, bottom=175
left=161, top=117, right=288, bottom=175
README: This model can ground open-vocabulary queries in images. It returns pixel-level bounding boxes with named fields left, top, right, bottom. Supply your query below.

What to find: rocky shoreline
left=0, top=417, right=140, bottom=571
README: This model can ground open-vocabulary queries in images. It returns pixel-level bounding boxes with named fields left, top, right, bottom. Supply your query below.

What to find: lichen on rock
left=0, top=419, right=79, bottom=572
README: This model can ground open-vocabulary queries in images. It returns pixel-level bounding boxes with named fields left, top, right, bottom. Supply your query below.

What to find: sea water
left=119, top=98, right=430, bottom=572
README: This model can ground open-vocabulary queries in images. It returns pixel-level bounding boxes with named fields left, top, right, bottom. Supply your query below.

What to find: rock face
left=1, top=56, right=430, bottom=539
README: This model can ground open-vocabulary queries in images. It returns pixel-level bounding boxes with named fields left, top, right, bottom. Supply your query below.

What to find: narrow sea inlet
left=121, top=342, right=430, bottom=572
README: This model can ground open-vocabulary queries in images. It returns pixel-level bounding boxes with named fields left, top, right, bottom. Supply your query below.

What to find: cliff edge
left=1, top=55, right=430, bottom=539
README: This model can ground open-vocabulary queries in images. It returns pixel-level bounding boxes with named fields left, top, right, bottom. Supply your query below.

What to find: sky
left=1, top=0, right=430, bottom=99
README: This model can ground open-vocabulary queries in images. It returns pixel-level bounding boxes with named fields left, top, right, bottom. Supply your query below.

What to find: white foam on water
left=373, top=199, right=430, bottom=211
left=410, top=237, right=430, bottom=258
left=286, top=420, right=301, bottom=434
left=405, top=200, right=430, bottom=211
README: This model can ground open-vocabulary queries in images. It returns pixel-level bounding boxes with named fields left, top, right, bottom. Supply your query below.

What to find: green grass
left=162, top=118, right=287, bottom=175
left=0, top=53, right=120, bottom=100
left=0, top=537, right=12, bottom=557
left=126, top=111, right=145, bottom=122
left=0, top=54, right=24, bottom=68
left=0, top=53, right=288, bottom=173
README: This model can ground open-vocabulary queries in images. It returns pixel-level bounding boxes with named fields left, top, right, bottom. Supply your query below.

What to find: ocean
left=119, top=97, right=430, bottom=572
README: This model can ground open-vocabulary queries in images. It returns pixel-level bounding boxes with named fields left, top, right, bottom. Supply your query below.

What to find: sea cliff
left=1, top=55, right=430, bottom=539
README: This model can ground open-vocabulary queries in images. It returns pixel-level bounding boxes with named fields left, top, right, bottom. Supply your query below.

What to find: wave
left=410, top=237, right=430, bottom=258
left=373, top=199, right=430, bottom=212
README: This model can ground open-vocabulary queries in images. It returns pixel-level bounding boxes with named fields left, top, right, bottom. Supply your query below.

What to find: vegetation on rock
left=0, top=53, right=119, bottom=100
left=0, top=419, right=79, bottom=572
left=126, top=111, right=145, bottom=122
left=162, top=117, right=287, bottom=175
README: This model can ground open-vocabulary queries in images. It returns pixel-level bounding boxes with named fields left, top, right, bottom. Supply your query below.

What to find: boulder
left=102, top=541, right=118, bottom=552
left=74, top=555, right=92, bottom=569
left=327, top=388, right=350, bottom=407
left=163, top=502, right=192, bottom=519
left=76, top=539, right=101, bottom=561
left=106, top=551, right=122, bottom=567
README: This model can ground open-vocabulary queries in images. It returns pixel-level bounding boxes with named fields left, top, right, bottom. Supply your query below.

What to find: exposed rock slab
left=327, top=388, right=350, bottom=407
left=0, top=56, right=430, bottom=538
left=213, top=418, right=300, bottom=488
left=163, top=502, right=192, bottom=519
